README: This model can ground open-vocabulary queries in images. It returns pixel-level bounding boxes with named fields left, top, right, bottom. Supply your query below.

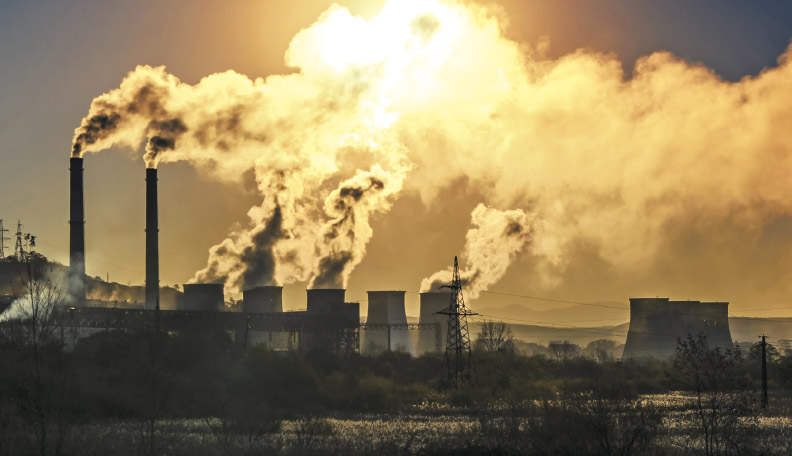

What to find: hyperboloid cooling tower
left=243, top=286, right=283, bottom=313
left=306, top=288, right=346, bottom=314
left=622, top=298, right=733, bottom=358
left=366, top=291, right=412, bottom=353
left=181, top=283, right=225, bottom=312
left=416, top=291, right=452, bottom=355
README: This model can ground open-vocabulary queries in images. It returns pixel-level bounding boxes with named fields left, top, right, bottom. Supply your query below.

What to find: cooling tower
left=181, top=283, right=225, bottom=312
left=145, top=168, right=159, bottom=310
left=340, top=301, right=360, bottom=325
left=243, top=286, right=283, bottom=313
left=306, top=288, right=345, bottom=314
left=69, top=157, right=86, bottom=304
left=416, top=291, right=452, bottom=355
left=366, top=291, right=412, bottom=353
left=622, top=298, right=733, bottom=358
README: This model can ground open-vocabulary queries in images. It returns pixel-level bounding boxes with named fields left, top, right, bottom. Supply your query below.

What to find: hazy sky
left=2, top=0, right=792, bottom=318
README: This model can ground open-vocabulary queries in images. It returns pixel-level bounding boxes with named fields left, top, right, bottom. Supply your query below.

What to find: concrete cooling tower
left=243, top=286, right=283, bottom=313
left=365, top=291, right=412, bottom=353
left=306, top=288, right=345, bottom=314
left=622, top=298, right=733, bottom=358
left=416, top=291, right=451, bottom=355
left=181, top=283, right=225, bottom=312
left=241, top=286, right=284, bottom=349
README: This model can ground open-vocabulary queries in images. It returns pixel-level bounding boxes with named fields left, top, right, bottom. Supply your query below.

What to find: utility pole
left=761, top=334, right=768, bottom=409
left=0, top=220, right=9, bottom=258
left=437, top=256, right=477, bottom=388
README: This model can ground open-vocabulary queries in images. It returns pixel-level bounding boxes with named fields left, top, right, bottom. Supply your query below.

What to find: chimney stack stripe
left=145, top=168, right=159, bottom=310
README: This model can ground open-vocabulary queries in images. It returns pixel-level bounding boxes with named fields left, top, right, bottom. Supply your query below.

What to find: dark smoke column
left=69, top=157, right=86, bottom=304
left=145, top=168, right=159, bottom=310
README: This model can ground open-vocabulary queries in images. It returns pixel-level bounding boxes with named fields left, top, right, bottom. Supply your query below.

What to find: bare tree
left=548, top=340, right=581, bottom=361
left=475, top=321, right=515, bottom=353
left=575, top=393, right=661, bottom=456
left=586, top=339, right=618, bottom=362
left=674, top=333, right=756, bottom=456
left=749, top=340, right=779, bottom=363
left=8, top=252, right=67, bottom=455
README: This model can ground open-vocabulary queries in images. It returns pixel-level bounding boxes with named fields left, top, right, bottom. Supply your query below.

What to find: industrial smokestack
left=69, top=157, right=86, bottom=304
left=145, top=168, right=159, bottom=310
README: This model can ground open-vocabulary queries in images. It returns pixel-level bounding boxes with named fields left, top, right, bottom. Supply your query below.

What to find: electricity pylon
left=14, top=220, right=23, bottom=259
left=0, top=220, right=9, bottom=258
left=437, top=256, right=477, bottom=387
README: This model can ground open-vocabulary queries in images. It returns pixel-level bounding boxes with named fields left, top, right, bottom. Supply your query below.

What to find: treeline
left=2, top=323, right=792, bottom=454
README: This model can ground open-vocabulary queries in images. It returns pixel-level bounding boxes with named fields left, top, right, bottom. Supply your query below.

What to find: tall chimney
left=69, top=157, right=86, bottom=304
left=145, top=168, right=159, bottom=310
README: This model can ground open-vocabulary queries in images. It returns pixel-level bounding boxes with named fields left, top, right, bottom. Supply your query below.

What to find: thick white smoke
left=73, top=0, right=792, bottom=300
left=420, top=204, right=542, bottom=298
left=309, top=163, right=406, bottom=289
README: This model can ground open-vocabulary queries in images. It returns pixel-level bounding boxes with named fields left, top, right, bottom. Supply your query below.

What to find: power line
left=478, top=290, right=792, bottom=324
left=480, top=290, right=628, bottom=310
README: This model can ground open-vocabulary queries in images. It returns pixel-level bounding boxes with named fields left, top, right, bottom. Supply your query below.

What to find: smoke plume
left=73, top=0, right=792, bottom=303
left=420, top=204, right=536, bottom=298
left=309, top=164, right=405, bottom=289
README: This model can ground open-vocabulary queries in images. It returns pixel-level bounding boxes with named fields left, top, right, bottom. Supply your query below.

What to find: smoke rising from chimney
left=72, top=0, right=792, bottom=299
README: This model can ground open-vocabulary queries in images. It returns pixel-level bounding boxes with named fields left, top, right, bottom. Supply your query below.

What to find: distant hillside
left=470, top=317, right=792, bottom=348
left=479, top=322, right=629, bottom=346
left=478, top=302, right=629, bottom=327
left=0, top=258, right=182, bottom=310
left=729, top=317, right=792, bottom=342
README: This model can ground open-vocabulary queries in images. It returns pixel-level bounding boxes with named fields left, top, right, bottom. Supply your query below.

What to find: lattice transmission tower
left=0, top=220, right=9, bottom=259
left=14, top=220, right=23, bottom=259
left=437, top=256, right=477, bottom=387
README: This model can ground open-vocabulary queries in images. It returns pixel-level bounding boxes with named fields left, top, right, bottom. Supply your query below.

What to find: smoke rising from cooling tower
left=421, top=204, right=543, bottom=298
left=309, top=164, right=405, bottom=289
left=72, top=0, right=792, bottom=298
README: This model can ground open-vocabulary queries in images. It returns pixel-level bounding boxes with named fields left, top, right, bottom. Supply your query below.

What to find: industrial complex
left=58, top=157, right=444, bottom=354
left=3, top=157, right=736, bottom=359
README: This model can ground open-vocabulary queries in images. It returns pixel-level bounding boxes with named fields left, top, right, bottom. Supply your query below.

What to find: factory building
left=622, top=298, right=733, bottom=358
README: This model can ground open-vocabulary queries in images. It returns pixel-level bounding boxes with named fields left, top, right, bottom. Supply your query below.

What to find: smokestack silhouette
left=145, top=168, right=159, bottom=310
left=69, top=157, right=86, bottom=304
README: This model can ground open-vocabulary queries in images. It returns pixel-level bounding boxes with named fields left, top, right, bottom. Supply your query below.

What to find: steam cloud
left=73, top=0, right=792, bottom=301
left=309, top=164, right=405, bottom=289
left=420, top=204, right=536, bottom=298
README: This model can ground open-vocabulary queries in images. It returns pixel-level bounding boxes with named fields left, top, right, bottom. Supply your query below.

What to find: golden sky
left=3, top=0, right=792, bottom=320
